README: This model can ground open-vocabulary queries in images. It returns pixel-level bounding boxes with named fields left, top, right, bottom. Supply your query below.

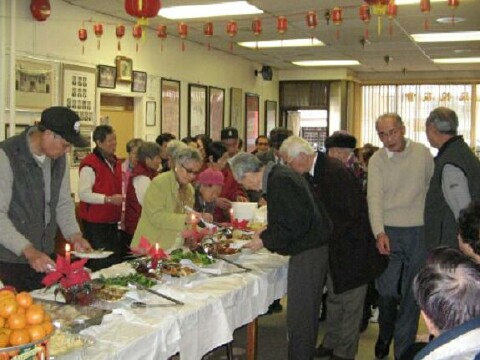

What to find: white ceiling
left=62, top=0, right=480, bottom=74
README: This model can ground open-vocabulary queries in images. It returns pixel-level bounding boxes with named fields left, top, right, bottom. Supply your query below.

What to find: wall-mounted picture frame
left=265, top=100, right=277, bottom=136
left=188, top=84, right=207, bottom=137
left=245, top=93, right=259, bottom=153
left=209, top=86, right=225, bottom=141
left=115, top=56, right=133, bottom=82
left=230, top=87, right=243, bottom=134
left=132, top=71, right=147, bottom=93
left=15, top=58, right=54, bottom=110
left=62, top=63, right=96, bottom=123
left=5, top=124, right=29, bottom=139
left=161, top=78, right=180, bottom=137
left=146, top=101, right=156, bottom=127
left=97, top=65, right=116, bottom=89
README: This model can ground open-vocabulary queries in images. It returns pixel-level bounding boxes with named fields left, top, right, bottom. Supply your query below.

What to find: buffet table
left=33, top=249, right=288, bottom=360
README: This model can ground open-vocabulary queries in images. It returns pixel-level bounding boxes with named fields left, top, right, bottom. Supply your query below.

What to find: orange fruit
left=43, top=313, right=51, bottom=322
left=0, top=298, right=18, bottom=318
left=7, top=313, right=26, bottom=330
left=25, top=304, right=44, bottom=325
left=27, top=324, right=46, bottom=342
left=0, top=317, right=4, bottom=328
left=0, top=290, right=15, bottom=300
left=0, top=332, right=8, bottom=347
left=16, top=307, right=26, bottom=315
left=0, top=353, right=8, bottom=360
left=9, top=329, right=30, bottom=346
left=15, top=292, right=33, bottom=308
left=41, top=321, right=54, bottom=336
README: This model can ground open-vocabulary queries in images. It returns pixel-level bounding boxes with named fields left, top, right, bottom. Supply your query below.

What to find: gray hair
left=279, top=136, right=314, bottom=160
left=426, top=107, right=458, bottom=135
left=375, top=113, right=403, bottom=129
left=167, top=140, right=187, bottom=159
left=137, top=142, right=161, bottom=163
left=230, top=153, right=263, bottom=181
left=174, top=147, right=202, bottom=166
left=413, top=247, right=480, bottom=333
left=126, top=138, right=143, bottom=153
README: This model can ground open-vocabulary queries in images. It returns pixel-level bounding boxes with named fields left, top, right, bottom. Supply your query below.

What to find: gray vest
left=424, top=136, right=480, bottom=250
left=0, top=129, right=65, bottom=263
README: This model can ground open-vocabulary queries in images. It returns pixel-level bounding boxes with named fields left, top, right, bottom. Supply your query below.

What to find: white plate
left=72, top=250, right=114, bottom=259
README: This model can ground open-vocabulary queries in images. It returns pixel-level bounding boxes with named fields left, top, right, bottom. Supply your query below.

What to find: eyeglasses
left=53, top=133, right=71, bottom=148
left=181, top=164, right=201, bottom=176
left=377, top=127, right=400, bottom=139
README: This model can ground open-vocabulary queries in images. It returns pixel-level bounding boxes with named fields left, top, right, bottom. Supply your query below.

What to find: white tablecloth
left=36, top=249, right=289, bottom=360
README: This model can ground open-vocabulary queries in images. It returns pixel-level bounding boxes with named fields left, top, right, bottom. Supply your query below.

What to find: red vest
left=124, top=162, right=158, bottom=235
left=79, top=151, right=122, bottom=223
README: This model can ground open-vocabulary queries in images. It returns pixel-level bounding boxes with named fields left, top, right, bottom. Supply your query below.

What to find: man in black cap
left=257, top=127, right=293, bottom=165
left=221, top=127, right=240, bottom=158
left=0, top=106, right=92, bottom=291
left=325, top=132, right=365, bottom=185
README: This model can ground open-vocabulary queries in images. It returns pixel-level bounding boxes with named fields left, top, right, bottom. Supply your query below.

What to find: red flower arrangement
left=181, top=227, right=217, bottom=245
left=42, top=255, right=91, bottom=289
left=131, top=236, right=168, bottom=269
left=231, top=219, right=249, bottom=230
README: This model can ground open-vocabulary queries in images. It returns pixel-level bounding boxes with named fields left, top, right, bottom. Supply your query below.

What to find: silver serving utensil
left=214, top=255, right=252, bottom=272
left=131, top=301, right=177, bottom=308
left=130, top=282, right=184, bottom=306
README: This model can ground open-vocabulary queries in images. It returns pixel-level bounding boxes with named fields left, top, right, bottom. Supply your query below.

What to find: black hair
left=156, top=132, right=176, bottom=146
left=93, top=125, right=114, bottom=143
left=206, top=141, right=227, bottom=162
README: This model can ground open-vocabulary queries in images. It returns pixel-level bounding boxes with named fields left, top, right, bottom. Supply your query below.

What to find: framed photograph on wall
left=265, top=100, right=277, bottom=135
left=146, top=101, right=156, bottom=127
left=188, top=84, right=207, bottom=137
left=161, top=78, right=180, bottom=136
left=97, top=65, right=116, bottom=89
left=115, top=56, right=133, bottom=82
left=245, top=93, right=259, bottom=153
left=63, top=63, right=96, bottom=123
left=132, top=71, right=147, bottom=93
left=230, top=87, right=243, bottom=136
left=209, top=86, right=225, bottom=141
left=15, top=58, right=54, bottom=110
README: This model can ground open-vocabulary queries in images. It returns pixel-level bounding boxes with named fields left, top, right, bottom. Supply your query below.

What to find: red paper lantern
left=305, top=11, right=318, bottom=29
left=93, top=23, right=103, bottom=50
left=331, top=7, right=342, bottom=40
left=178, top=22, right=188, bottom=51
left=277, top=16, right=288, bottom=34
left=252, top=18, right=262, bottom=36
left=30, top=0, right=51, bottom=21
left=226, top=20, right=237, bottom=51
left=133, top=24, right=143, bottom=52
left=448, top=0, right=459, bottom=9
left=387, top=2, right=397, bottom=36
left=78, top=27, right=87, bottom=54
left=203, top=22, right=214, bottom=50
left=125, top=0, right=161, bottom=26
left=157, top=24, right=167, bottom=51
left=116, top=24, right=125, bottom=51
left=359, top=4, right=371, bottom=38
left=420, top=0, right=431, bottom=30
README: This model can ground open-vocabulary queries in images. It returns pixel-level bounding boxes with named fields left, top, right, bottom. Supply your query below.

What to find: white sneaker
left=369, top=307, right=379, bottom=323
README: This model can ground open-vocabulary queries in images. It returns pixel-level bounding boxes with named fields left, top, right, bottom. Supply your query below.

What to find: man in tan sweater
left=367, top=113, right=434, bottom=360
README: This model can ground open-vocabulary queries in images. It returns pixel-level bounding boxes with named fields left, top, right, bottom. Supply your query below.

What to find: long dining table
left=33, top=248, right=289, bottom=360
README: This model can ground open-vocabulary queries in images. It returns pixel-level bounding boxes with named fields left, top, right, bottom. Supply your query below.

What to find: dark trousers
left=287, top=245, right=329, bottom=360
left=118, top=230, right=133, bottom=260
left=0, top=261, right=45, bottom=292
left=82, top=221, right=123, bottom=271
left=376, top=226, right=427, bottom=359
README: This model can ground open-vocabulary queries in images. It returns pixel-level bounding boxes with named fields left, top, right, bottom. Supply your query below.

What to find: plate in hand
left=72, top=250, right=114, bottom=259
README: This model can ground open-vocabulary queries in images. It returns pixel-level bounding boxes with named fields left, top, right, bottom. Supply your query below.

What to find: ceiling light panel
left=412, top=32, right=480, bottom=43
left=238, top=38, right=324, bottom=49
left=293, top=60, right=360, bottom=67
left=159, top=1, right=263, bottom=20
left=433, top=57, right=480, bottom=64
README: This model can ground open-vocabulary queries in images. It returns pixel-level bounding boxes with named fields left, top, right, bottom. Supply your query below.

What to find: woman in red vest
left=124, top=142, right=161, bottom=243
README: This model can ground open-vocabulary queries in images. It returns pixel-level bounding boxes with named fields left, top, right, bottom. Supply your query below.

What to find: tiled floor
left=205, top=297, right=428, bottom=360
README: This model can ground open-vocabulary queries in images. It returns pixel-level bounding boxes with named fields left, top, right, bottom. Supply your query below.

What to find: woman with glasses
left=131, top=147, right=203, bottom=250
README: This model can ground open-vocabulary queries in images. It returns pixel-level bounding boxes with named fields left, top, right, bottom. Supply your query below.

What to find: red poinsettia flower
left=232, top=219, right=249, bottom=230
left=42, top=255, right=91, bottom=289
left=130, top=236, right=167, bottom=259
left=181, top=227, right=217, bottom=244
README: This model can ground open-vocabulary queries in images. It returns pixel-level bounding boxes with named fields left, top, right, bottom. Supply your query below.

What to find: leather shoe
left=314, top=345, right=333, bottom=358
left=374, top=338, right=390, bottom=359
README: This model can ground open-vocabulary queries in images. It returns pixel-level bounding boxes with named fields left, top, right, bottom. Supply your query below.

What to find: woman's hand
left=215, top=197, right=231, bottom=210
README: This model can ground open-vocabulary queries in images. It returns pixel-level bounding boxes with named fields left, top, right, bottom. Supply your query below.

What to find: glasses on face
left=377, top=127, right=400, bottom=139
left=53, top=133, right=71, bottom=148
left=181, top=163, right=201, bottom=176
left=257, top=142, right=269, bottom=146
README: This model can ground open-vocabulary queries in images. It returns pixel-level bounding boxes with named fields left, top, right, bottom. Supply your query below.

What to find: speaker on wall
left=255, top=65, right=273, bottom=81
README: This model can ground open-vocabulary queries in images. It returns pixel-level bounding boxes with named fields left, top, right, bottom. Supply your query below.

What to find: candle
left=65, top=243, right=71, bottom=264
left=191, top=214, right=197, bottom=231
left=152, top=243, right=160, bottom=269
left=229, top=208, right=234, bottom=224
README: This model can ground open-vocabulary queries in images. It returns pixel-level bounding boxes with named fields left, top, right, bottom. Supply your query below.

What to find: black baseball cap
left=221, top=127, right=239, bottom=140
left=40, top=107, right=89, bottom=148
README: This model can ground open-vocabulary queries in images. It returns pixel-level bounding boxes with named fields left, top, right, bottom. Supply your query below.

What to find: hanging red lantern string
left=277, top=16, right=288, bottom=35
left=226, top=20, right=238, bottom=52
left=30, top=0, right=51, bottom=21
left=420, top=0, right=431, bottom=30
left=116, top=24, right=125, bottom=51
left=93, top=23, right=103, bottom=50
left=133, top=24, right=143, bottom=52
left=448, top=0, right=459, bottom=23
left=178, top=22, right=188, bottom=51
left=78, top=26, right=87, bottom=55
left=124, top=0, right=162, bottom=27
left=157, top=24, right=167, bottom=52
left=251, top=18, right=262, bottom=49
left=203, top=22, right=214, bottom=50
left=331, top=7, right=343, bottom=40
left=359, top=4, right=371, bottom=39
left=305, top=11, right=318, bottom=43
left=387, top=1, right=398, bottom=36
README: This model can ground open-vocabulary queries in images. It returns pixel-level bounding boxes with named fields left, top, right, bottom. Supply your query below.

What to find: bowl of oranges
left=0, top=287, right=53, bottom=359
